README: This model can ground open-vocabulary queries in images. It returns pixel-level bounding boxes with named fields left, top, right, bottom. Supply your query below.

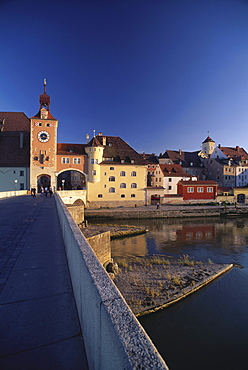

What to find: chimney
left=20, top=132, right=24, bottom=149
left=102, top=137, right=106, bottom=146
left=179, top=149, right=182, bottom=155
left=236, top=146, right=240, bottom=152
left=218, top=144, right=221, bottom=148
left=98, top=132, right=103, bottom=136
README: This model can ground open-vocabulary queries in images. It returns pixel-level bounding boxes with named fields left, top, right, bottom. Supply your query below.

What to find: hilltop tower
left=30, top=80, right=58, bottom=191
left=202, top=135, right=215, bottom=158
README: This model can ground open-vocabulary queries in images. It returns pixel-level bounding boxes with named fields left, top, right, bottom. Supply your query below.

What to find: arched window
left=131, top=183, right=137, bottom=188
left=121, top=194, right=125, bottom=198
left=131, top=171, right=137, bottom=176
left=120, top=171, right=126, bottom=176
left=110, top=167, right=114, bottom=170
left=120, top=183, right=126, bottom=188
left=98, top=194, right=103, bottom=198
left=109, top=187, right=115, bottom=193
left=131, top=194, right=135, bottom=198
left=109, top=176, right=115, bottom=181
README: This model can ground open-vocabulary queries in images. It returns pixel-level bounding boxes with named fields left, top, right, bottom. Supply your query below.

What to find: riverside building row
left=1, top=82, right=248, bottom=206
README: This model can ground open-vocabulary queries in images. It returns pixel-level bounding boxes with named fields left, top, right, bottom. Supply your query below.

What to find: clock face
left=38, top=130, right=50, bottom=143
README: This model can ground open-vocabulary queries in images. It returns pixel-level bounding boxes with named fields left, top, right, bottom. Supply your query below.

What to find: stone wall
left=86, top=231, right=111, bottom=266
left=67, top=204, right=84, bottom=225
left=86, top=200, right=144, bottom=209
left=85, top=207, right=221, bottom=220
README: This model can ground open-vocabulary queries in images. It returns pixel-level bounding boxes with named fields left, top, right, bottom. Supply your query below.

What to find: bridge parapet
left=54, top=192, right=168, bottom=370
left=57, top=189, right=87, bottom=205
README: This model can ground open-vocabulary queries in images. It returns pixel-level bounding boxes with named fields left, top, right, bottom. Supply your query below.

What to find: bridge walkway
left=0, top=195, right=88, bottom=369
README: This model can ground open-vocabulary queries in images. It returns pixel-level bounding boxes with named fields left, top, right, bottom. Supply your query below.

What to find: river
left=109, top=216, right=248, bottom=370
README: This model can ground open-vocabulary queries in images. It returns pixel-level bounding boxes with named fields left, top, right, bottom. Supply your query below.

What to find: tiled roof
left=90, top=135, right=147, bottom=165
left=202, top=136, right=215, bottom=143
left=164, top=150, right=202, bottom=167
left=219, top=146, right=248, bottom=160
left=86, top=136, right=104, bottom=148
left=159, top=164, right=188, bottom=177
left=0, top=112, right=30, bottom=132
left=0, top=131, right=30, bottom=166
left=178, top=179, right=217, bottom=185
left=57, top=143, right=87, bottom=155
left=140, top=153, right=159, bottom=164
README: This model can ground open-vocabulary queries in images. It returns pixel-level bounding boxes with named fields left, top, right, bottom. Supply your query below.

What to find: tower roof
left=202, top=136, right=215, bottom=144
left=39, top=79, right=50, bottom=110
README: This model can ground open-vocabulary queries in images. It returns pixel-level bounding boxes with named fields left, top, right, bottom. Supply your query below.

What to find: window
left=98, top=194, right=103, bottom=198
left=131, top=194, right=135, bottom=198
left=168, top=186, right=172, bottom=190
left=131, top=171, right=137, bottom=176
left=169, top=178, right=172, bottom=182
left=187, top=187, right=194, bottom=193
left=109, top=187, right=115, bottom=193
left=109, top=176, right=115, bottom=181
left=197, top=187, right=204, bottom=193
left=110, top=167, right=114, bottom=170
left=62, top=157, right=70, bottom=164
left=120, top=171, right=126, bottom=176
left=207, top=187, right=213, bottom=192
left=131, top=183, right=137, bottom=188
left=120, top=183, right=126, bottom=188
left=20, top=183, right=24, bottom=190
left=90, top=159, right=98, bottom=164
left=73, top=158, right=81, bottom=164
left=20, top=171, right=24, bottom=176
left=121, top=194, right=125, bottom=198
left=92, top=170, right=96, bottom=176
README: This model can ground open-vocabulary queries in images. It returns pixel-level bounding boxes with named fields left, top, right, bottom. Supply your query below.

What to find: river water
left=109, top=216, right=248, bottom=370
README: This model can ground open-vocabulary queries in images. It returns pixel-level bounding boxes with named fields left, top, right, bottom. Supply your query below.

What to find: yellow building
left=85, top=134, right=147, bottom=208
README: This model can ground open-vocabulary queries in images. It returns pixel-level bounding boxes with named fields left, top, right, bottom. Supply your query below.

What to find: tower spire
left=39, top=78, right=50, bottom=111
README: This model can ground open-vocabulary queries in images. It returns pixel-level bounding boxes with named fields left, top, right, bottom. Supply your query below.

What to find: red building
left=177, top=179, right=218, bottom=201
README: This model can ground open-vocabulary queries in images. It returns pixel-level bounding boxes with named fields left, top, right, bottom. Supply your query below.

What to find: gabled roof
left=219, top=146, right=248, bottom=161
left=140, top=153, right=159, bottom=164
left=91, top=135, right=147, bottom=165
left=0, top=112, right=30, bottom=132
left=57, top=143, right=87, bottom=155
left=159, top=164, right=188, bottom=177
left=162, top=150, right=202, bottom=167
left=0, top=131, right=30, bottom=166
left=30, top=110, right=56, bottom=120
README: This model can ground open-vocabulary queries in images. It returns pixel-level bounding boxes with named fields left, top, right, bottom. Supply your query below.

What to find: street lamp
left=62, top=179, right=65, bottom=191
left=14, top=179, right=18, bottom=196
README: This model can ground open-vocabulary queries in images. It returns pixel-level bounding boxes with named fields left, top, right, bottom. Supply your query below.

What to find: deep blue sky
left=1, top=0, right=248, bottom=154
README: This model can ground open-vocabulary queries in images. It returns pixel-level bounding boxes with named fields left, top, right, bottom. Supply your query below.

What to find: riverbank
left=80, top=224, right=147, bottom=239
left=113, top=255, right=233, bottom=316
left=85, top=204, right=248, bottom=220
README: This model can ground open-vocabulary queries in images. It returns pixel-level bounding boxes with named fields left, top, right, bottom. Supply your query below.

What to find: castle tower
left=30, top=80, right=58, bottom=191
left=85, top=136, right=104, bottom=183
left=202, top=135, right=215, bottom=158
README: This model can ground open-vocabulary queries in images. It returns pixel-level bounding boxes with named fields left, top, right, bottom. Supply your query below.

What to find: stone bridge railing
left=54, top=192, right=168, bottom=370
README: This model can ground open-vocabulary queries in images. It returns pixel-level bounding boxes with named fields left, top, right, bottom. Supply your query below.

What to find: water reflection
left=106, top=216, right=248, bottom=370
left=110, top=217, right=248, bottom=266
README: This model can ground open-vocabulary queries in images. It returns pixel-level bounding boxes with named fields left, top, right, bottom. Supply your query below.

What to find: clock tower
left=30, top=80, right=58, bottom=191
